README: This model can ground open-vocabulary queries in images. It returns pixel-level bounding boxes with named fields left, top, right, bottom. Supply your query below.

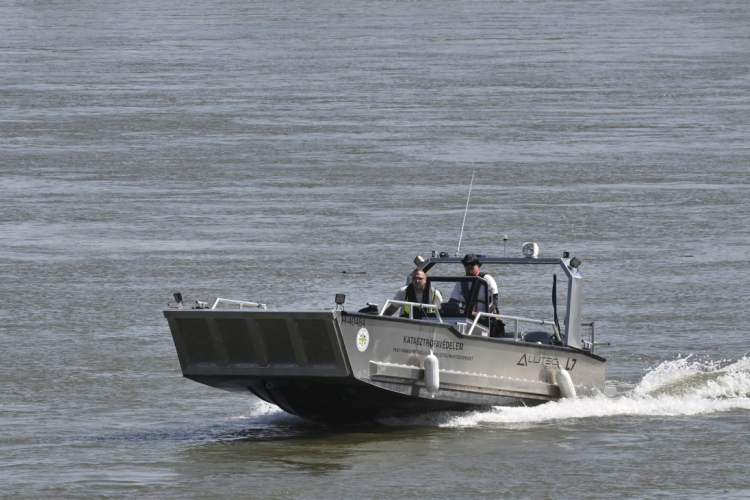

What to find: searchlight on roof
left=522, top=242, right=539, bottom=258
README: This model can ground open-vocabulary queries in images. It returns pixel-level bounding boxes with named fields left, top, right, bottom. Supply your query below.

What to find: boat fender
left=556, top=365, right=576, bottom=399
left=423, top=349, right=440, bottom=397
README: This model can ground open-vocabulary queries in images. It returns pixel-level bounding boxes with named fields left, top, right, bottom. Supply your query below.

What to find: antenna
left=456, top=171, right=475, bottom=256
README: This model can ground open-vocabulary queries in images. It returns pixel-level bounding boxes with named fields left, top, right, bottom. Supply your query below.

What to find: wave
left=435, top=356, right=750, bottom=428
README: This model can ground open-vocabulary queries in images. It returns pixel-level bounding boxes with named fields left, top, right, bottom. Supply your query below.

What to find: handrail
left=466, top=312, right=558, bottom=340
left=581, top=321, right=609, bottom=354
left=211, top=298, right=267, bottom=310
left=463, top=315, right=608, bottom=352
left=378, top=300, right=443, bottom=323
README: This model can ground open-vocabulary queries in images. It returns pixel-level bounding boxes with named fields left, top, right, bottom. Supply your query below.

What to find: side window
left=429, top=281, right=453, bottom=304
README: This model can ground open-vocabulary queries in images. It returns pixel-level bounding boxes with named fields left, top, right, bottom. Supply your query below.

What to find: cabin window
left=427, top=277, right=488, bottom=318
left=474, top=283, right=488, bottom=313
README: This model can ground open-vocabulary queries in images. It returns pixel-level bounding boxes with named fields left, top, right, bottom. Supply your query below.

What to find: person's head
left=461, top=253, right=481, bottom=276
left=410, top=269, right=427, bottom=293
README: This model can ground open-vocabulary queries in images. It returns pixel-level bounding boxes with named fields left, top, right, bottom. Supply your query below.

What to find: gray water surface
left=1, top=0, right=749, bottom=498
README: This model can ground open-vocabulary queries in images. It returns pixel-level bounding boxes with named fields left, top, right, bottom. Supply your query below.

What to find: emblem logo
left=356, top=328, right=369, bottom=352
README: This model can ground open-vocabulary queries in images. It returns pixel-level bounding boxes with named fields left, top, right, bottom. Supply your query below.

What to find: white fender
left=556, top=366, right=577, bottom=399
left=423, top=350, right=440, bottom=397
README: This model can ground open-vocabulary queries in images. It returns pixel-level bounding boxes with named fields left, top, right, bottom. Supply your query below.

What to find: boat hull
left=187, top=374, right=485, bottom=424
left=164, top=309, right=605, bottom=424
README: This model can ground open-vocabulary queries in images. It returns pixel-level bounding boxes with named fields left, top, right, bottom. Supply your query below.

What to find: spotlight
left=522, top=242, right=539, bottom=258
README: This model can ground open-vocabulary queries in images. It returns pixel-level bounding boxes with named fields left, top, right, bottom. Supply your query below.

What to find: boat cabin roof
left=418, top=256, right=581, bottom=279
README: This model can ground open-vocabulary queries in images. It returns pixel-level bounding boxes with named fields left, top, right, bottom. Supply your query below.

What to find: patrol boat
left=164, top=244, right=607, bottom=425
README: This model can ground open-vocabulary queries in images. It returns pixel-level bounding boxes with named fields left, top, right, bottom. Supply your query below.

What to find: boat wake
left=433, top=356, right=750, bottom=428
left=230, top=356, right=750, bottom=430
left=371, top=356, right=750, bottom=428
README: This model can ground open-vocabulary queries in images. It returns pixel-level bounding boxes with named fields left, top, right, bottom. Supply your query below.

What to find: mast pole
left=456, top=171, right=475, bottom=256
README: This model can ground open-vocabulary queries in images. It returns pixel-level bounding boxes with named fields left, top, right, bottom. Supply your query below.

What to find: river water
left=1, top=0, right=749, bottom=498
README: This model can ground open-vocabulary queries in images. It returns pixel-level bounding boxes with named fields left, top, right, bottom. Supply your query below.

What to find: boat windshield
left=427, top=277, right=488, bottom=318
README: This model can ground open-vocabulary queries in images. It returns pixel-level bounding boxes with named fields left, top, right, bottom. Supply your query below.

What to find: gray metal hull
left=164, top=309, right=605, bottom=424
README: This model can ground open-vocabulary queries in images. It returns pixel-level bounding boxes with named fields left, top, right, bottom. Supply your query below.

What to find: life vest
left=402, top=283, right=436, bottom=319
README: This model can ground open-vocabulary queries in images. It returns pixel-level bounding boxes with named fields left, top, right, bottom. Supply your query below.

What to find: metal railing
left=464, top=315, right=609, bottom=353
left=378, top=300, right=443, bottom=323
left=466, top=312, right=559, bottom=340
left=211, top=298, right=267, bottom=310
left=581, top=321, right=609, bottom=354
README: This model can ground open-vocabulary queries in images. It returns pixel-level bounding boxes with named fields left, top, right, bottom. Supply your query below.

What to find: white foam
left=224, top=357, right=750, bottom=429
left=229, top=399, right=303, bottom=425
left=436, top=356, right=750, bottom=428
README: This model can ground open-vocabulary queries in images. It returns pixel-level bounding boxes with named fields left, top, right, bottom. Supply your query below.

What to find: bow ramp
left=165, top=310, right=351, bottom=383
